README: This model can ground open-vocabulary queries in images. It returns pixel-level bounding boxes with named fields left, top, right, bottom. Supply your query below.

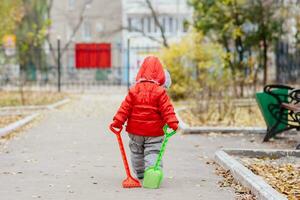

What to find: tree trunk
left=222, top=37, right=238, bottom=97
left=240, top=80, right=244, bottom=97
left=262, top=37, right=268, bottom=85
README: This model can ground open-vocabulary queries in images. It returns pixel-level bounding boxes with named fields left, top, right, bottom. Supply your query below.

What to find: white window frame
left=82, top=21, right=92, bottom=41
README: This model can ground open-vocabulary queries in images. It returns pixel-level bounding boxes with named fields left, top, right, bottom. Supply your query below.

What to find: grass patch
left=0, top=91, right=66, bottom=107
left=179, top=100, right=265, bottom=127
left=0, top=115, right=24, bottom=128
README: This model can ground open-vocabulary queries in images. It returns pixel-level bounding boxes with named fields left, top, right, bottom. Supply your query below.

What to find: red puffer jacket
left=113, top=56, right=178, bottom=136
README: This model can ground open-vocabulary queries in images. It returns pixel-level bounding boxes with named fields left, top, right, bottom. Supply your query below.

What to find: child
left=110, top=56, right=179, bottom=179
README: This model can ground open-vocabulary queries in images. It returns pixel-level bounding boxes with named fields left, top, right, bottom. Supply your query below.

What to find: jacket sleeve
left=158, top=90, right=179, bottom=125
left=113, top=91, right=133, bottom=124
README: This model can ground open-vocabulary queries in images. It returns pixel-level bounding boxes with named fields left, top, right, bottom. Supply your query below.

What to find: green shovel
left=143, top=125, right=176, bottom=189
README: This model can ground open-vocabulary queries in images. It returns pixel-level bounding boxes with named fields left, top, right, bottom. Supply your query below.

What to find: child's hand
left=111, top=120, right=123, bottom=129
left=168, top=122, right=178, bottom=131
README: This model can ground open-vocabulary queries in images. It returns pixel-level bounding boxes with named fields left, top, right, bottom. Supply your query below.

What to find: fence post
left=57, top=39, right=61, bottom=92
left=127, top=38, right=130, bottom=91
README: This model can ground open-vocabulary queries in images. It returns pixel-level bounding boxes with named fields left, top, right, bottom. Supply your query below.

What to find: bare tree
left=123, top=0, right=170, bottom=48
left=46, top=0, right=94, bottom=62
left=144, top=0, right=169, bottom=48
left=47, top=0, right=169, bottom=54
left=46, top=0, right=56, bottom=63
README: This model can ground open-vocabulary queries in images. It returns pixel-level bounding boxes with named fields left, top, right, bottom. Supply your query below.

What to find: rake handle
left=110, top=125, right=132, bottom=178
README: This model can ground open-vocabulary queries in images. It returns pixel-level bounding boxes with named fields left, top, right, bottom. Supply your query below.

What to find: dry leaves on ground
left=241, top=157, right=300, bottom=200
left=214, top=165, right=257, bottom=200
left=0, top=115, right=24, bottom=128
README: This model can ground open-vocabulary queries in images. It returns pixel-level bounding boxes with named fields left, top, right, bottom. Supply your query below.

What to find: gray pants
left=128, top=134, right=164, bottom=179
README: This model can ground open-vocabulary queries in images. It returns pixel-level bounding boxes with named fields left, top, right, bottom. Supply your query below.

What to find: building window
left=175, top=18, right=179, bottom=33
left=154, top=18, right=159, bottom=33
left=68, top=0, right=76, bottom=10
left=147, top=17, right=151, bottom=33
left=66, top=26, right=72, bottom=41
left=169, top=17, right=173, bottom=33
left=156, top=17, right=164, bottom=33
left=128, top=17, right=132, bottom=32
left=183, top=18, right=188, bottom=32
left=162, top=17, right=166, bottom=33
left=82, top=21, right=91, bottom=41
left=131, top=18, right=141, bottom=31
left=96, top=23, right=104, bottom=33
left=141, top=18, right=145, bottom=33
left=67, top=54, right=75, bottom=72
left=178, top=17, right=183, bottom=33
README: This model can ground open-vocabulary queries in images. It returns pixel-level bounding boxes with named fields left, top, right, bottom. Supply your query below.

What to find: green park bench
left=255, top=84, right=300, bottom=143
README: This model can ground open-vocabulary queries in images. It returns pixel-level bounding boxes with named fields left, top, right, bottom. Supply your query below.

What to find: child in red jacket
left=110, top=56, right=179, bottom=179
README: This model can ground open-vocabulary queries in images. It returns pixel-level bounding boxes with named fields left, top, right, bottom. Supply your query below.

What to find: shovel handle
left=154, top=125, right=176, bottom=169
left=110, top=124, right=122, bottom=135
left=163, top=125, right=176, bottom=137
left=154, top=136, right=169, bottom=169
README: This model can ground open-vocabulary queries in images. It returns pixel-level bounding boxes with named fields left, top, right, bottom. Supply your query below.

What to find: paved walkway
left=0, top=88, right=293, bottom=200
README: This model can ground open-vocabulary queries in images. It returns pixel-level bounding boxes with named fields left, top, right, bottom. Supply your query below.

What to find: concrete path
left=0, top=87, right=294, bottom=200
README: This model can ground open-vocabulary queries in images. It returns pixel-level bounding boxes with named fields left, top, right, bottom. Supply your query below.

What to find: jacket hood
left=136, top=56, right=165, bottom=86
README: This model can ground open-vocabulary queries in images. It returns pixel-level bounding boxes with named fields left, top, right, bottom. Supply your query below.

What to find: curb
left=220, top=148, right=300, bottom=158
left=0, top=98, right=70, bottom=114
left=176, top=108, right=266, bottom=134
left=181, top=126, right=266, bottom=134
left=46, top=98, right=70, bottom=110
left=0, top=113, right=39, bottom=137
left=215, top=149, right=288, bottom=200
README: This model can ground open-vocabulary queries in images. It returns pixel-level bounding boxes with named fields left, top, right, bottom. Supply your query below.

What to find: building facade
left=122, top=0, right=192, bottom=83
left=48, top=0, right=192, bottom=85
left=49, top=0, right=123, bottom=85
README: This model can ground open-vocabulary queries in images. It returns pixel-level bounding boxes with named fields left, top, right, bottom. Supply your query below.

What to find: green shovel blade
left=143, top=166, right=163, bottom=189
left=143, top=125, right=176, bottom=189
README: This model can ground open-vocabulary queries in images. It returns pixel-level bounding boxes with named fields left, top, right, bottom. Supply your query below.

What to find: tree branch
left=61, top=0, right=94, bottom=55
left=46, top=0, right=57, bottom=64
left=123, top=26, right=165, bottom=45
left=45, top=0, right=94, bottom=60
left=145, top=0, right=169, bottom=48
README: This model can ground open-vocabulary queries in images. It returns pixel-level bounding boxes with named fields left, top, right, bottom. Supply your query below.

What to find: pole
left=57, top=39, right=61, bottom=92
left=127, top=38, right=130, bottom=91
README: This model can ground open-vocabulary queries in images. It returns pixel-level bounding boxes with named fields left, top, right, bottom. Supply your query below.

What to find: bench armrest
left=289, top=89, right=300, bottom=103
left=264, top=84, right=294, bottom=93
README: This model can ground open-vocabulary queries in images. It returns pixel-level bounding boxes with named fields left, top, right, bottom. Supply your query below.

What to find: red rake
left=110, top=125, right=141, bottom=188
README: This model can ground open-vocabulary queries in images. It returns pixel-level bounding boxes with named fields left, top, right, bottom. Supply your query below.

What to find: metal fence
left=3, top=40, right=299, bottom=92
left=0, top=42, right=160, bottom=91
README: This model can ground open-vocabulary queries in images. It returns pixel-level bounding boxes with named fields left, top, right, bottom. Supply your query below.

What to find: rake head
left=122, top=176, right=141, bottom=188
